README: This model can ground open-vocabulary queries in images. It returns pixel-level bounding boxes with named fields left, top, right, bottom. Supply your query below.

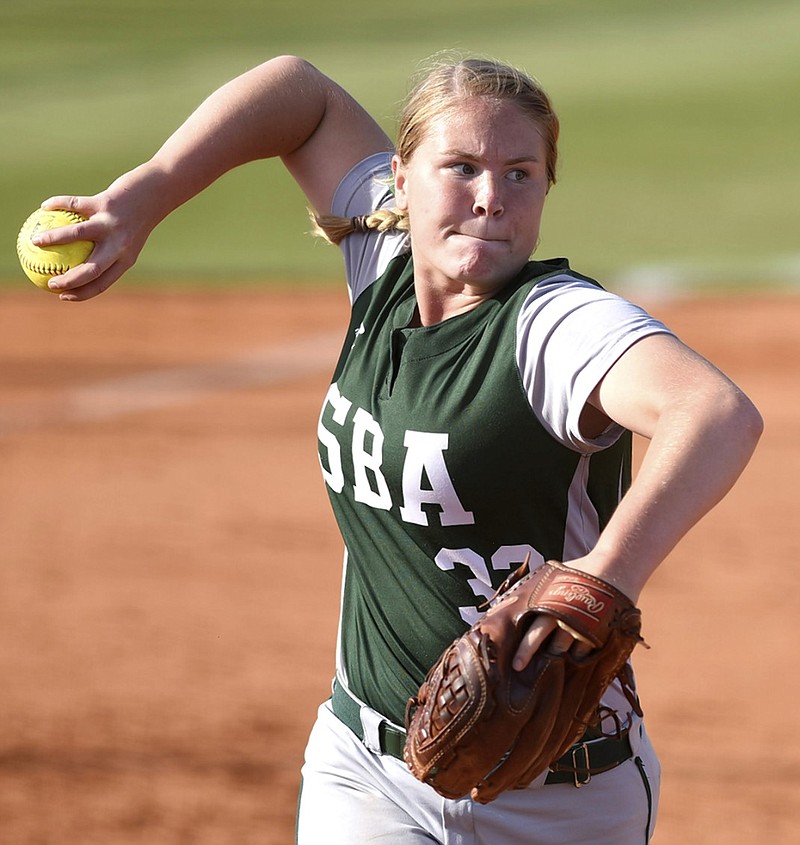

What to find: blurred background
left=3, top=0, right=798, bottom=292
left=1, top=3, right=798, bottom=844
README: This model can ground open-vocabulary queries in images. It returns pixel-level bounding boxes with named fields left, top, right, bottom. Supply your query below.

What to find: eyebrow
left=441, top=148, right=541, bottom=164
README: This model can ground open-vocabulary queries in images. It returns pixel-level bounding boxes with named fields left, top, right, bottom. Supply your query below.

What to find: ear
left=391, top=154, right=409, bottom=211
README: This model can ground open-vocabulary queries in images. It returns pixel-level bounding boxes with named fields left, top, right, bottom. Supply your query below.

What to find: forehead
left=419, top=97, right=546, bottom=159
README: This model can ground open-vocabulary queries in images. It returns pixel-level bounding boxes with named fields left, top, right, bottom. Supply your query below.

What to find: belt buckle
left=571, top=742, right=592, bottom=788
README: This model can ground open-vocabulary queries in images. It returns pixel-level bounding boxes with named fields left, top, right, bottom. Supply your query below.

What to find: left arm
left=514, top=332, right=763, bottom=667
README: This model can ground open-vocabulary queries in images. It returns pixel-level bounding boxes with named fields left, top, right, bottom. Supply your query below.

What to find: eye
left=450, top=162, right=476, bottom=176
left=507, top=168, right=528, bottom=183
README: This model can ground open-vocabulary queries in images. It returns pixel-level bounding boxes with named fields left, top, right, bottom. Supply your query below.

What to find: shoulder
left=331, top=152, right=395, bottom=217
left=332, top=153, right=410, bottom=303
left=514, top=262, right=666, bottom=333
left=511, top=261, right=674, bottom=451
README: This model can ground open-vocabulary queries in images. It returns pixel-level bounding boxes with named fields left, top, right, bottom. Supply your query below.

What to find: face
left=392, top=97, right=550, bottom=298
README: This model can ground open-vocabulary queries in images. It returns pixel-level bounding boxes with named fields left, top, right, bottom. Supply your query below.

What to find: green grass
left=2, top=0, right=798, bottom=291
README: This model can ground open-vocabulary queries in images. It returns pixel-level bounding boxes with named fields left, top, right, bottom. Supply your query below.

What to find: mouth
left=451, top=231, right=507, bottom=244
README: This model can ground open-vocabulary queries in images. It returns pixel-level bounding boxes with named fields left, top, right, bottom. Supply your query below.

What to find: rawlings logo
left=550, top=584, right=605, bottom=615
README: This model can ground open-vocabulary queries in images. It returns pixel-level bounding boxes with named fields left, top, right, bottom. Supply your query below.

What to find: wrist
left=562, top=549, right=647, bottom=604
left=105, top=161, right=186, bottom=226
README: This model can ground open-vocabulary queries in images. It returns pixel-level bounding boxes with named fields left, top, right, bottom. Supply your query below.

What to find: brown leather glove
left=404, top=559, right=646, bottom=803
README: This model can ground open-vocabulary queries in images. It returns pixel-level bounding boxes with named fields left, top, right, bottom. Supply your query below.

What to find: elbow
left=722, top=386, right=764, bottom=457
left=266, top=54, right=322, bottom=80
left=740, top=393, right=764, bottom=448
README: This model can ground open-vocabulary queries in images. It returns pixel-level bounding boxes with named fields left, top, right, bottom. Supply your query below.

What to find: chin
left=455, top=255, right=527, bottom=288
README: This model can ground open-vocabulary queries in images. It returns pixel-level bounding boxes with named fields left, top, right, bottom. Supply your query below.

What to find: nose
left=472, top=173, right=504, bottom=217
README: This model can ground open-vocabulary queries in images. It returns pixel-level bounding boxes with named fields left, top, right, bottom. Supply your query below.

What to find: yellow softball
left=16, top=208, right=94, bottom=291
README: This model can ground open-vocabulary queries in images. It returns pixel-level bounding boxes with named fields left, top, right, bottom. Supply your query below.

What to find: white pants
left=296, top=700, right=660, bottom=845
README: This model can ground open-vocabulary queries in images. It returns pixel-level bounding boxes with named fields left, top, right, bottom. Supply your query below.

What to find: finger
left=46, top=258, right=103, bottom=292
left=513, top=616, right=597, bottom=671
left=32, top=219, right=92, bottom=249
left=571, top=641, right=594, bottom=659
left=554, top=619, right=597, bottom=659
left=512, top=616, right=556, bottom=671
left=57, top=277, right=111, bottom=301
left=40, top=195, right=98, bottom=215
left=48, top=249, right=127, bottom=297
left=545, top=628, right=576, bottom=656
left=57, top=261, right=130, bottom=301
left=32, top=207, right=106, bottom=250
left=53, top=267, right=112, bottom=300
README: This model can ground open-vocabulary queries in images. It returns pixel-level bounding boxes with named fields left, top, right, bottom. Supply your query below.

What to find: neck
left=413, top=279, right=505, bottom=327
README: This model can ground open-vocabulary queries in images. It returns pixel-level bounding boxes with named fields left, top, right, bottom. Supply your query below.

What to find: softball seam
left=17, top=210, right=92, bottom=280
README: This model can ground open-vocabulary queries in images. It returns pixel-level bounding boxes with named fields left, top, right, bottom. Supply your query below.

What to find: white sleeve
left=330, top=152, right=410, bottom=303
left=516, top=275, right=673, bottom=452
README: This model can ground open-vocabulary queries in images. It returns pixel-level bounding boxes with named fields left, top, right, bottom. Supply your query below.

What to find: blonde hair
left=312, top=56, right=560, bottom=246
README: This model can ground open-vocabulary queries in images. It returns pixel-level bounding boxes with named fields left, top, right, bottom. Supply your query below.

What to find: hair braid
left=310, top=208, right=409, bottom=246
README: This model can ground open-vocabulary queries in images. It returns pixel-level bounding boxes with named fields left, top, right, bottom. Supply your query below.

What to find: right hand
left=33, top=168, right=163, bottom=301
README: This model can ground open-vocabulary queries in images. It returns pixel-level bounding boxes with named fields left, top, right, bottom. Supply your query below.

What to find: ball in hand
left=16, top=208, right=93, bottom=291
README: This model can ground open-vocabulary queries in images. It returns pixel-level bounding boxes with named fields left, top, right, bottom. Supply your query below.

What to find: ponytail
left=310, top=207, right=409, bottom=246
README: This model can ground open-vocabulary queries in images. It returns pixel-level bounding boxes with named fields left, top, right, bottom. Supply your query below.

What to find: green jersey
left=321, top=155, right=671, bottom=725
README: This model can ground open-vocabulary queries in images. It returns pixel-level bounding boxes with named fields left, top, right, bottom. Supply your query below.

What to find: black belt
left=331, top=681, right=633, bottom=788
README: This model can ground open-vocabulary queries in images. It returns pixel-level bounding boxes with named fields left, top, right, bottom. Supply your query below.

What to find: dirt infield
left=0, top=286, right=796, bottom=844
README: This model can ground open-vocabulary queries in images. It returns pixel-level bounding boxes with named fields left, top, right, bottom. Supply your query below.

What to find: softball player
left=36, top=55, right=762, bottom=845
